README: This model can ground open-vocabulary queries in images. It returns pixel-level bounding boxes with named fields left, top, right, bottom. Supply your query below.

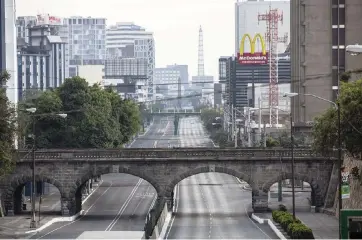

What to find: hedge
left=272, top=210, right=314, bottom=239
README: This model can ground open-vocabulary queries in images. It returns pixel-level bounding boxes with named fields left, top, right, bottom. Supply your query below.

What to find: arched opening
left=4, top=176, right=63, bottom=217
left=262, top=173, right=324, bottom=212
left=267, top=180, right=313, bottom=211
left=165, top=168, right=268, bottom=239
left=71, top=171, right=158, bottom=232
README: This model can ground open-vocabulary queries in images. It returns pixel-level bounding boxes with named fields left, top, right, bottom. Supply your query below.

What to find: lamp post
left=290, top=113, right=296, bottom=220
left=284, top=92, right=341, bottom=235
left=26, top=108, right=67, bottom=229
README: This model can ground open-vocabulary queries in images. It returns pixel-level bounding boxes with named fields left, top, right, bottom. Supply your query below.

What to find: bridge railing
left=15, top=148, right=337, bottom=161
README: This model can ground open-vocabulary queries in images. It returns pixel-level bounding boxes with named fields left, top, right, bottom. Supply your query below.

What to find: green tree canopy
left=0, top=71, right=16, bottom=176
left=312, top=79, right=362, bottom=156
left=20, top=76, right=141, bottom=149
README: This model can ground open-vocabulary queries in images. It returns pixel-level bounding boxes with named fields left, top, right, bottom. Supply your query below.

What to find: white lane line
left=164, top=183, right=179, bottom=239
left=131, top=185, right=151, bottom=216
left=162, top=121, right=170, bottom=137
left=105, top=179, right=143, bottom=231
left=36, top=181, right=113, bottom=239
left=234, top=178, right=271, bottom=239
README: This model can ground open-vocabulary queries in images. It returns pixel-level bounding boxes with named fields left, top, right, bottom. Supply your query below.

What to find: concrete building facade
left=65, top=17, right=106, bottom=77
left=291, top=0, right=362, bottom=124
left=0, top=0, right=5, bottom=72
left=17, top=25, right=67, bottom=101
left=4, top=0, right=18, bottom=106
left=106, top=22, right=155, bottom=102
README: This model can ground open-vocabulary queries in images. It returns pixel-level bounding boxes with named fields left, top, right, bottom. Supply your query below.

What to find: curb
left=243, top=185, right=252, bottom=191
left=24, top=179, right=103, bottom=235
left=158, top=212, right=172, bottom=239
left=251, top=214, right=286, bottom=240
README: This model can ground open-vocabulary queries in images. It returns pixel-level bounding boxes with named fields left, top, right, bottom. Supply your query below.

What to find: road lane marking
left=131, top=185, right=151, bottom=216
left=162, top=121, right=170, bottom=137
left=105, top=179, right=143, bottom=231
left=36, top=181, right=113, bottom=239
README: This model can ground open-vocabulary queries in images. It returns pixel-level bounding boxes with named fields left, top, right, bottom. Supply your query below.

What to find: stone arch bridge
left=1, top=148, right=338, bottom=219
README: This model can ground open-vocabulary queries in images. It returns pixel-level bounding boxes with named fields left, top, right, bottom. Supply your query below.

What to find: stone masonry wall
left=333, top=154, right=362, bottom=217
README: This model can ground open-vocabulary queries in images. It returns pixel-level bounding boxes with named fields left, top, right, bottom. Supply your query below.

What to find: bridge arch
left=3, top=174, right=64, bottom=215
left=70, top=166, right=161, bottom=214
left=165, top=166, right=255, bottom=197
left=262, top=172, right=324, bottom=207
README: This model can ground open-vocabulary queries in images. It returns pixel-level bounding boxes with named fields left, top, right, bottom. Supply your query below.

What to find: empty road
left=165, top=116, right=278, bottom=239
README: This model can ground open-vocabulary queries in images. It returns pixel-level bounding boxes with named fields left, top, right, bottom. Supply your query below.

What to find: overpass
left=148, top=109, right=201, bottom=116
left=1, top=148, right=339, bottom=237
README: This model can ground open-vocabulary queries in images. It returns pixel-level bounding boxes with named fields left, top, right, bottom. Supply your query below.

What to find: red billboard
left=238, top=33, right=268, bottom=65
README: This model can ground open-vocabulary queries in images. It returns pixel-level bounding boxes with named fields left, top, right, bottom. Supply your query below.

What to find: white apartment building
left=65, top=17, right=106, bottom=77
left=235, top=0, right=290, bottom=54
left=106, top=22, right=155, bottom=102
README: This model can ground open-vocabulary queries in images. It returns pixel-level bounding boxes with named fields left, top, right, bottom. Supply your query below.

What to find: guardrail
left=15, top=148, right=337, bottom=161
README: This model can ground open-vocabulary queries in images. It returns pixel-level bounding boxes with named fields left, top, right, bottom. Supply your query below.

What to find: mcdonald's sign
left=237, top=33, right=268, bottom=65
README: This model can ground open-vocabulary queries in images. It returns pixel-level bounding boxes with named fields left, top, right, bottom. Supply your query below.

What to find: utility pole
left=177, top=77, right=181, bottom=110
left=247, top=109, right=252, bottom=147
left=234, top=110, right=237, bottom=148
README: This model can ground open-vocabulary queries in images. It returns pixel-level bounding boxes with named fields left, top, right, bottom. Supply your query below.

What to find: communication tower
left=258, top=7, right=286, bottom=127
left=198, top=26, right=205, bottom=77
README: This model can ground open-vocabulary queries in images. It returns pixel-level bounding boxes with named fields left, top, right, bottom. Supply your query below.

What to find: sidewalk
left=255, top=191, right=339, bottom=239
left=0, top=181, right=102, bottom=238
left=0, top=186, right=61, bottom=239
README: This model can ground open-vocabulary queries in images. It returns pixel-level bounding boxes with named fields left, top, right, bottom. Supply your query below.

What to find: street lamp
left=26, top=108, right=67, bottom=229
left=346, top=44, right=362, bottom=55
left=284, top=92, right=342, bottom=236
left=246, top=107, right=259, bottom=147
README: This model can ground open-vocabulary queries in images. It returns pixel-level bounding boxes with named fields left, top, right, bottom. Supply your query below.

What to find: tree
left=312, top=79, right=362, bottom=157
left=22, top=76, right=142, bottom=149
left=0, top=71, right=16, bottom=176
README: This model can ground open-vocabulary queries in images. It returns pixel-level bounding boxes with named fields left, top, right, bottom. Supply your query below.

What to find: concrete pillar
left=166, top=197, right=173, bottom=212
left=252, top=190, right=268, bottom=213
left=61, top=198, right=75, bottom=216
left=87, top=181, right=91, bottom=193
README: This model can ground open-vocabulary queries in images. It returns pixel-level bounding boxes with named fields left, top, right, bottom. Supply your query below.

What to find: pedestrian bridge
left=148, top=109, right=201, bottom=116
left=3, top=148, right=338, bottom=220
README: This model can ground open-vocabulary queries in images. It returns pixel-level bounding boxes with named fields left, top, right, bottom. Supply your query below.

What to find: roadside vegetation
left=18, top=76, right=142, bottom=149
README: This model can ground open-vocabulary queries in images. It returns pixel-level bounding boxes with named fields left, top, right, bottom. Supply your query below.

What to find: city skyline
left=16, top=0, right=238, bottom=80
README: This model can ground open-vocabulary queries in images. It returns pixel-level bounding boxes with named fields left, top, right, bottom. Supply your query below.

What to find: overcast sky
left=16, top=0, right=241, bottom=79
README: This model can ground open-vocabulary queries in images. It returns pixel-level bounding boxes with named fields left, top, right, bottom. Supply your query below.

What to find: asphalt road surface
left=165, top=117, right=278, bottom=239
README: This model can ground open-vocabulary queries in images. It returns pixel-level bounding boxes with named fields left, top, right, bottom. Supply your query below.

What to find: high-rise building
left=106, top=22, right=155, bottom=102
left=16, top=16, right=37, bottom=41
left=154, top=65, right=186, bottom=98
left=17, top=24, right=67, bottom=101
left=235, top=0, right=290, bottom=54
left=65, top=17, right=106, bottom=77
left=291, top=0, right=362, bottom=124
left=0, top=0, right=5, bottom=72
left=219, top=54, right=290, bottom=112
left=2, top=0, right=18, bottom=107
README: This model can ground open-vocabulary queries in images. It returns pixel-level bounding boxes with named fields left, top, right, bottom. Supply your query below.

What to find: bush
left=287, top=222, right=314, bottom=239
left=279, top=204, right=287, bottom=212
left=272, top=210, right=313, bottom=239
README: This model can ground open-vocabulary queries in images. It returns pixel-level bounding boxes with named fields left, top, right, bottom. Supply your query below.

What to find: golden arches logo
left=239, top=33, right=266, bottom=55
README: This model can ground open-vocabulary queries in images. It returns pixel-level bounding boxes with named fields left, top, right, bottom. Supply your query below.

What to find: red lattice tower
left=258, top=7, right=283, bottom=127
